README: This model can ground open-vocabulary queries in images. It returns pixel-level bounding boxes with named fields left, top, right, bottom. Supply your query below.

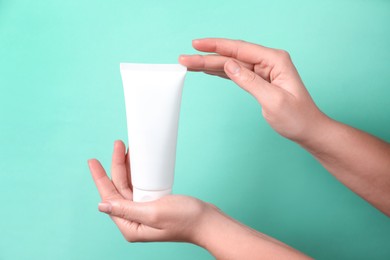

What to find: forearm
left=300, top=115, right=390, bottom=216
left=192, top=205, right=311, bottom=260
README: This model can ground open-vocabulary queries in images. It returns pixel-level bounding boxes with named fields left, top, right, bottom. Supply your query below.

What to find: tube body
left=120, top=63, right=187, bottom=202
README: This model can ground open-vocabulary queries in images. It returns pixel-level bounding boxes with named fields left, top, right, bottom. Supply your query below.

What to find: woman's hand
left=180, top=38, right=390, bottom=216
left=179, top=38, right=330, bottom=143
left=88, top=140, right=213, bottom=243
left=88, top=140, right=311, bottom=259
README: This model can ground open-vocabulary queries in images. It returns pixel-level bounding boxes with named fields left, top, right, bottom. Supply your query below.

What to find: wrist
left=297, top=112, right=337, bottom=153
left=188, top=203, right=312, bottom=259
left=188, top=202, right=222, bottom=246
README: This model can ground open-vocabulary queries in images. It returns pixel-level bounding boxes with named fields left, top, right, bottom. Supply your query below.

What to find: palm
left=88, top=141, right=164, bottom=240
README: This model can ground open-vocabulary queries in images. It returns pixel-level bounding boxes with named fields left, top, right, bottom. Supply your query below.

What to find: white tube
left=120, top=63, right=187, bottom=202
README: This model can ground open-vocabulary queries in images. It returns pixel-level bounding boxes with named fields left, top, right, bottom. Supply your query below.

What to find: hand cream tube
left=120, top=63, right=187, bottom=202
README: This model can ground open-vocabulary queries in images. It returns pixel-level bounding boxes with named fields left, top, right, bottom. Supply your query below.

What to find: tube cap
left=133, top=187, right=172, bottom=202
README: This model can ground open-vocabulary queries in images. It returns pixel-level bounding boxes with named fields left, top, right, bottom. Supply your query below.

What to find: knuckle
left=243, top=71, right=257, bottom=84
left=276, top=49, right=291, bottom=61
left=194, top=54, right=203, bottom=62
left=117, top=204, right=129, bottom=219
left=206, top=202, right=220, bottom=212
left=271, top=92, right=290, bottom=111
left=231, top=39, right=246, bottom=58
left=235, top=39, right=246, bottom=44
left=104, top=193, right=120, bottom=201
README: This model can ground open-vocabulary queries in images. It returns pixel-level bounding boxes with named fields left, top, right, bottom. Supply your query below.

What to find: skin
left=179, top=38, right=390, bottom=216
left=88, top=140, right=310, bottom=259
left=88, top=38, right=390, bottom=258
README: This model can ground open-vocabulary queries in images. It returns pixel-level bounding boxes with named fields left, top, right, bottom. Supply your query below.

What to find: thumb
left=98, top=199, right=155, bottom=225
left=224, top=59, right=277, bottom=105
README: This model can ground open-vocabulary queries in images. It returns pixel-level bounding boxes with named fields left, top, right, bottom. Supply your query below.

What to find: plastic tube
left=120, top=63, right=187, bottom=202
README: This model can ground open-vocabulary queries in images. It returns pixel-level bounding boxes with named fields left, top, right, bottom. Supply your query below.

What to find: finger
left=224, top=59, right=288, bottom=106
left=98, top=200, right=169, bottom=242
left=179, top=54, right=253, bottom=72
left=98, top=203, right=165, bottom=242
left=89, top=158, right=134, bottom=241
left=204, top=71, right=230, bottom=79
left=125, top=148, right=132, bottom=190
left=111, top=140, right=133, bottom=200
left=88, top=159, right=122, bottom=200
left=192, top=38, right=279, bottom=65
left=117, top=219, right=168, bottom=242
left=181, top=68, right=230, bottom=79
left=99, top=199, right=158, bottom=227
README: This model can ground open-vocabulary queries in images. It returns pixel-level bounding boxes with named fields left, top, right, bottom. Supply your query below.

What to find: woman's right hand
left=179, top=38, right=330, bottom=144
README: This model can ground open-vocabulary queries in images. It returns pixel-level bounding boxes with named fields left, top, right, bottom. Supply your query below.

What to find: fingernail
left=226, top=60, right=241, bottom=75
left=192, top=38, right=203, bottom=45
left=87, top=159, right=94, bottom=168
left=98, top=202, right=112, bottom=214
left=179, top=55, right=189, bottom=60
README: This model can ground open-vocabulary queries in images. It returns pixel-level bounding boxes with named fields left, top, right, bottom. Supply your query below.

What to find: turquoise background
left=0, top=0, right=389, bottom=259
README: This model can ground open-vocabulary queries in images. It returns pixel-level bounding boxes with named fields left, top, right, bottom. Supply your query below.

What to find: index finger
left=192, top=38, right=277, bottom=65
left=88, top=159, right=123, bottom=201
